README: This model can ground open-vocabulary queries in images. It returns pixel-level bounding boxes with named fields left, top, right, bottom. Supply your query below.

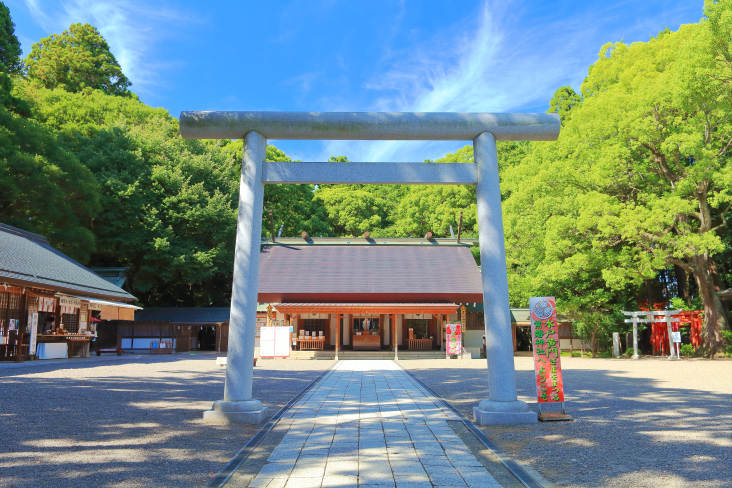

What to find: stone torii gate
left=180, top=111, right=560, bottom=425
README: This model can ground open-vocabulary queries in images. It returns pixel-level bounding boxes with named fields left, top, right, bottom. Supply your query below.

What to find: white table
left=36, top=342, right=68, bottom=359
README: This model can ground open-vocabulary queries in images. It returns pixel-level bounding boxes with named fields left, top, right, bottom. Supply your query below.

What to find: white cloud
left=21, top=0, right=198, bottom=97
left=308, top=0, right=608, bottom=162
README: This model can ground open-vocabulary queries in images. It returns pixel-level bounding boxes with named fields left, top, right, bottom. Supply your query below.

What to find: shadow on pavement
left=406, top=362, right=732, bottom=488
left=0, top=354, right=331, bottom=488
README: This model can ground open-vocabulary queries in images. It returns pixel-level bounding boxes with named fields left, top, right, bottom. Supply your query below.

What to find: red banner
left=445, top=323, right=462, bottom=355
left=529, top=297, right=565, bottom=403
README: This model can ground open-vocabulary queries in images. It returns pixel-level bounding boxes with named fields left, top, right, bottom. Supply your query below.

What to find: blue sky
left=8, top=0, right=704, bottom=162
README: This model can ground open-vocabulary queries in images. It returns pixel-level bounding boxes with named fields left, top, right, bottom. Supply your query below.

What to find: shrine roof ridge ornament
left=179, top=111, right=561, bottom=141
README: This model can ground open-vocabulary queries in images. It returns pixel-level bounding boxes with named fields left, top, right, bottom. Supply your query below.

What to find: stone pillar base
left=204, top=407, right=268, bottom=424
left=473, top=407, right=537, bottom=424
left=473, top=399, right=537, bottom=425
left=203, top=399, right=268, bottom=424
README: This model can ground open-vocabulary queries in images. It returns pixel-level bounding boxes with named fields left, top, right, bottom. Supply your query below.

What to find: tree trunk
left=709, top=260, right=730, bottom=317
left=691, top=254, right=728, bottom=357
left=674, top=265, right=690, bottom=306
left=644, top=279, right=653, bottom=307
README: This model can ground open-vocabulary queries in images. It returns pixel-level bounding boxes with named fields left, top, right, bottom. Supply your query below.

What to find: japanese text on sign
left=445, top=323, right=462, bottom=355
left=529, top=297, right=565, bottom=403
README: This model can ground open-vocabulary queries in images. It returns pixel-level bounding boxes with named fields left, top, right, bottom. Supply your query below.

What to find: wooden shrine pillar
left=440, top=314, right=445, bottom=351
left=335, top=313, right=340, bottom=360
left=392, top=313, right=398, bottom=360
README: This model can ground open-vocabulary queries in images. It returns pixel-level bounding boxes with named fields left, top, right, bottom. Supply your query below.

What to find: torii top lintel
left=179, top=111, right=560, bottom=142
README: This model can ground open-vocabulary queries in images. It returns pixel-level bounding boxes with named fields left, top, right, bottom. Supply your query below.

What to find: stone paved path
left=247, top=360, right=503, bottom=487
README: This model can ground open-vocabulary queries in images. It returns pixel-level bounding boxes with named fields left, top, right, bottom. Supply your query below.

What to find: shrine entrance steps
left=281, top=350, right=448, bottom=360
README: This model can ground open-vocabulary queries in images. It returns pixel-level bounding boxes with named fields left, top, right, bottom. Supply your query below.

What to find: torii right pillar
left=473, top=132, right=537, bottom=424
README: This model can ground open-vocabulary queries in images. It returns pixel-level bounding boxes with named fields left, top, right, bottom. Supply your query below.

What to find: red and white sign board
left=445, top=323, right=462, bottom=355
left=260, top=326, right=291, bottom=358
left=529, top=297, right=565, bottom=403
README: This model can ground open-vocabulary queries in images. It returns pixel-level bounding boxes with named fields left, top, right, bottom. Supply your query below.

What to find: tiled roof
left=259, top=245, right=482, bottom=296
left=0, top=223, right=135, bottom=301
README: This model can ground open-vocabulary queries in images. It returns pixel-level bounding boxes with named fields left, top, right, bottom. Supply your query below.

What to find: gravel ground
left=0, top=353, right=334, bottom=488
left=402, top=356, right=732, bottom=488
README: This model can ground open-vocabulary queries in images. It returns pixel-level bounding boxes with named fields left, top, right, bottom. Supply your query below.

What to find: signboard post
left=671, top=331, right=682, bottom=358
left=28, top=313, right=38, bottom=356
left=445, top=323, right=462, bottom=358
left=529, top=297, right=571, bottom=421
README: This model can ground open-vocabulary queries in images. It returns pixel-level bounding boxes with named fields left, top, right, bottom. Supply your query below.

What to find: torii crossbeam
left=180, top=111, right=560, bottom=425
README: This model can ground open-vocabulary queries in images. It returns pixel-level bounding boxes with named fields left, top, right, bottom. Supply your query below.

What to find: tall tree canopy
left=0, top=2, right=27, bottom=115
left=0, top=2, right=22, bottom=74
left=502, top=9, right=732, bottom=355
left=0, top=108, right=99, bottom=262
left=220, top=140, right=332, bottom=239
left=547, top=85, right=582, bottom=125
left=25, top=23, right=131, bottom=96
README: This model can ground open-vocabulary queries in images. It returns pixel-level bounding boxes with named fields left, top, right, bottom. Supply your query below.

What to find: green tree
left=391, top=142, right=528, bottom=266
left=220, top=140, right=332, bottom=238
left=316, top=184, right=386, bottom=237
left=25, top=23, right=131, bottom=96
left=12, top=81, right=239, bottom=305
left=80, top=116, right=239, bottom=306
left=0, top=109, right=99, bottom=262
left=504, top=18, right=732, bottom=355
left=0, top=2, right=22, bottom=74
left=0, top=4, right=28, bottom=116
left=547, top=86, right=582, bottom=125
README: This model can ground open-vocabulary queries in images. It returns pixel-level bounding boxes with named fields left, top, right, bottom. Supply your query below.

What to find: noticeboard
left=260, top=326, right=291, bottom=358
left=529, top=297, right=565, bottom=403
left=260, top=327, right=275, bottom=357
left=274, top=327, right=291, bottom=357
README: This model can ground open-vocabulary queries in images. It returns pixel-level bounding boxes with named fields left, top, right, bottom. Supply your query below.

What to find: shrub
left=722, top=330, right=732, bottom=358
left=679, top=344, right=694, bottom=356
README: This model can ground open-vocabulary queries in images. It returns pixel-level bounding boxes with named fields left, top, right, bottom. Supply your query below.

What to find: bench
left=96, top=349, right=123, bottom=356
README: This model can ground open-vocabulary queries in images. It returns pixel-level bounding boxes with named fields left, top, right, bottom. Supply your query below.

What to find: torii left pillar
left=203, top=131, right=268, bottom=423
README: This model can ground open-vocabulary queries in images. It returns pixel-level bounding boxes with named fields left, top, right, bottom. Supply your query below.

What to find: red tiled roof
left=258, top=245, right=482, bottom=303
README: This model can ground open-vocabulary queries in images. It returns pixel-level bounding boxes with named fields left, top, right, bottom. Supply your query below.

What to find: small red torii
left=638, top=303, right=703, bottom=355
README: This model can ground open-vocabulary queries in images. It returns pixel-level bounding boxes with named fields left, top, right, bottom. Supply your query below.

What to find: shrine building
left=259, top=238, right=478, bottom=357
left=254, top=236, right=579, bottom=358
